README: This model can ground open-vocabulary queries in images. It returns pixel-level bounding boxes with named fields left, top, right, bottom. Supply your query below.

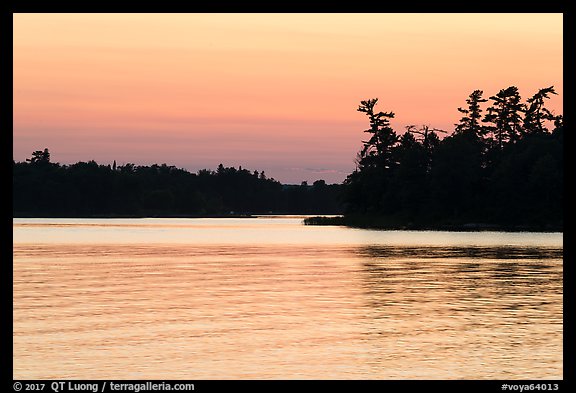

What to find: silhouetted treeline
left=13, top=154, right=343, bottom=217
left=333, top=86, right=563, bottom=230
left=13, top=85, right=563, bottom=229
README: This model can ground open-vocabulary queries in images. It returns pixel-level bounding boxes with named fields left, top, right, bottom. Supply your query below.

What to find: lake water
left=13, top=217, right=563, bottom=379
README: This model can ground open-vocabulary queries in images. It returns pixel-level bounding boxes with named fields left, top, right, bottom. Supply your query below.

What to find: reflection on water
left=13, top=218, right=562, bottom=379
left=357, top=245, right=563, bottom=260
left=358, top=245, right=562, bottom=379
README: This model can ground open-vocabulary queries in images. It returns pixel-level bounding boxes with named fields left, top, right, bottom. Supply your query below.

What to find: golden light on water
left=13, top=218, right=562, bottom=379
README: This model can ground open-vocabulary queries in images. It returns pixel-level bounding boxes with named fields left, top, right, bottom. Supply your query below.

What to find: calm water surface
left=13, top=217, right=563, bottom=379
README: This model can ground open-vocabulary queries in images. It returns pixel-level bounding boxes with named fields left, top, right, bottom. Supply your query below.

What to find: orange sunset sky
left=13, top=13, right=563, bottom=184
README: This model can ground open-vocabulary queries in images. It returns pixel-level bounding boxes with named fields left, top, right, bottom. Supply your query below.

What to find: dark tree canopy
left=357, top=98, right=399, bottom=170
left=13, top=153, right=344, bottom=217
left=455, top=90, right=487, bottom=138
left=26, top=148, right=51, bottom=164
left=483, top=86, right=524, bottom=149
left=523, top=86, right=558, bottom=135
left=341, top=86, right=562, bottom=230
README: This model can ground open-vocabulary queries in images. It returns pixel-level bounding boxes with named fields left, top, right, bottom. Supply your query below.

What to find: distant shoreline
left=12, top=214, right=562, bottom=233
left=12, top=213, right=333, bottom=219
left=12, top=213, right=257, bottom=219
left=303, top=215, right=563, bottom=233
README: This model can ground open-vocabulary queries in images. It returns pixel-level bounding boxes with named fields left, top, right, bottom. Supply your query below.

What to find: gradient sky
left=13, top=13, right=563, bottom=184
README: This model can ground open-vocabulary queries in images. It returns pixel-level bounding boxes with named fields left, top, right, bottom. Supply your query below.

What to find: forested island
left=13, top=86, right=562, bottom=231
left=307, top=86, right=563, bottom=231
